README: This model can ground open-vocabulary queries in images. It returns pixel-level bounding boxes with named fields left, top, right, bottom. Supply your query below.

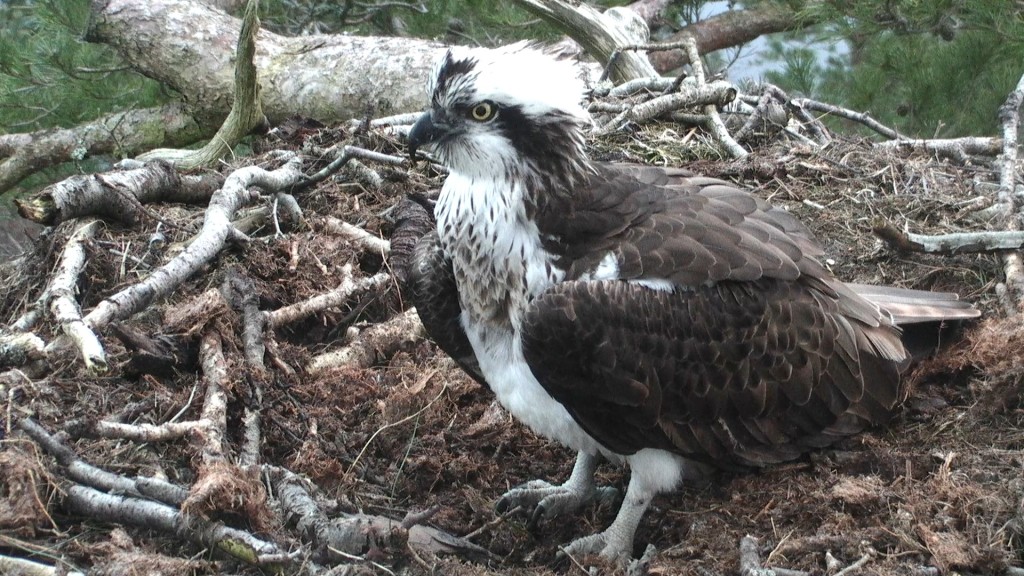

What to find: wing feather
left=520, top=278, right=905, bottom=468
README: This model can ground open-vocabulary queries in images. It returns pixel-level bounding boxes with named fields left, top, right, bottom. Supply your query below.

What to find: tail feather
left=847, top=283, right=980, bottom=324
left=848, top=283, right=979, bottom=360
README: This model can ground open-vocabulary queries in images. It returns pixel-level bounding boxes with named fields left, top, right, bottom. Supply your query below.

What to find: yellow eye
left=469, top=101, right=496, bottom=122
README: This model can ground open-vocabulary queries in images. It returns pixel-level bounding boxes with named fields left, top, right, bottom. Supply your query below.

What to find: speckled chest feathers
left=436, top=174, right=562, bottom=327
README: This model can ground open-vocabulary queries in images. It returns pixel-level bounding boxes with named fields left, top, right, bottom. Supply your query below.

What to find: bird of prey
left=405, top=43, right=978, bottom=560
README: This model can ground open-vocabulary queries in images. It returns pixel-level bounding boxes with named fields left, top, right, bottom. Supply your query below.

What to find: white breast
left=436, top=173, right=615, bottom=456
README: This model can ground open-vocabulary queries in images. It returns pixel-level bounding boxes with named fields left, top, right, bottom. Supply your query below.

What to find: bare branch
left=321, top=218, right=391, bottom=255
left=874, top=222, right=1024, bottom=254
left=81, top=155, right=304, bottom=331
left=137, top=0, right=266, bottom=168
left=307, top=308, right=423, bottom=373
left=266, top=267, right=390, bottom=330
left=875, top=137, right=1003, bottom=162
left=48, top=220, right=106, bottom=372
left=995, top=72, right=1024, bottom=312
left=681, top=37, right=746, bottom=159
left=513, top=0, right=656, bottom=82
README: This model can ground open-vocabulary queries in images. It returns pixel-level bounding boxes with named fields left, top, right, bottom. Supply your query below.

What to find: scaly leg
left=559, top=464, right=654, bottom=561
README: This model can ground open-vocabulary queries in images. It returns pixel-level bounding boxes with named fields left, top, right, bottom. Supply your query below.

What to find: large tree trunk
left=87, top=0, right=444, bottom=125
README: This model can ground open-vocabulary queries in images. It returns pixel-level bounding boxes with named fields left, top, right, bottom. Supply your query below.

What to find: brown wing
left=523, top=163, right=909, bottom=467
left=407, top=229, right=486, bottom=386
left=520, top=278, right=904, bottom=468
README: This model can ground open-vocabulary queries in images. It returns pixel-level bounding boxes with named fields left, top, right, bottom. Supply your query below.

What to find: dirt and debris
left=0, top=117, right=1021, bottom=576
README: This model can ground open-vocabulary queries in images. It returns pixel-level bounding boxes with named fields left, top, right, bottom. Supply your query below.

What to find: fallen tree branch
left=266, top=267, right=390, bottom=330
left=792, top=97, right=908, bottom=140
left=873, top=223, right=1024, bottom=254
left=995, top=71, right=1024, bottom=313
left=875, top=137, right=1003, bottom=162
left=23, top=413, right=278, bottom=565
left=64, top=484, right=285, bottom=566
left=137, top=0, right=266, bottom=168
left=16, top=162, right=222, bottom=226
left=321, top=217, right=391, bottom=256
left=81, top=154, right=304, bottom=332
left=681, top=36, right=747, bottom=159
left=49, top=220, right=106, bottom=372
left=306, top=308, right=424, bottom=374
left=18, top=418, right=189, bottom=507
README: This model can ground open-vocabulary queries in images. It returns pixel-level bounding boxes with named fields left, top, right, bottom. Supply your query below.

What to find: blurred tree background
left=0, top=0, right=1021, bottom=198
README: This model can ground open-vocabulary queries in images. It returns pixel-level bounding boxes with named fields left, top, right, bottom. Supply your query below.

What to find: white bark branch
left=682, top=36, right=747, bottom=159
left=873, top=223, right=1024, bottom=254
left=64, top=484, right=282, bottom=564
left=321, top=217, right=391, bottom=256
left=513, top=0, right=656, bottom=82
left=82, top=155, right=304, bottom=331
left=0, top=554, right=84, bottom=576
left=48, top=220, right=107, bottom=372
left=307, top=308, right=424, bottom=374
left=265, top=267, right=391, bottom=330
left=996, top=71, right=1024, bottom=313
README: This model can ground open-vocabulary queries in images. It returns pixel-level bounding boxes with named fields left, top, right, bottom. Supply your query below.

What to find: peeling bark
left=82, top=155, right=304, bottom=330
left=16, top=161, right=222, bottom=226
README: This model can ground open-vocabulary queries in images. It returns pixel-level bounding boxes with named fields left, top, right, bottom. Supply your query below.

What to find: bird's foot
left=557, top=528, right=633, bottom=562
left=496, top=478, right=619, bottom=527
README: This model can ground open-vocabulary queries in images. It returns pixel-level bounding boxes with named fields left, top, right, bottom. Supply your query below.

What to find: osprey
left=405, top=43, right=978, bottom=560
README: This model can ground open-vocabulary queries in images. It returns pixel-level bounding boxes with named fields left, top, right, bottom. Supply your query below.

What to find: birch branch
left=15, top=162, right=222, bottom=226
left=81, top=154, right=304, bottom=331
left=321, top=217, right=391, bottom=256
left=681, top=36, right=747, bottom=159
left=873, top=223, right=1024, bottom=254
left=306, top=308, right=424, bottom=374
left=995, top=71, right=1024, bottom=313
left=875, top=137, right=1003, bottom=162
left=0, top=554, right=85, bottom=576
left=49, top=220, right=106, bottom=372
left=792, top=97, right=908, bottom=140
left=19, top=418, right=189, bottom=507
left=64, top=484, right=284, bottom=565
left=265, top=267, right=391, bottom=329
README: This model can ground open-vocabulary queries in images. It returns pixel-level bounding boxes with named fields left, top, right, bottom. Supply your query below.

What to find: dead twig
left=321, top=217, right=391, bottom=256
left=306, top=308, right=424, bottom=373
left=873, top=222, right=1024, bottom=254
left=792, top=97, right=908, bottom=140
left=265, top=266, right=390, bottom=329
left=681, top=36, right=746, bottom=159
left=995, top=71, right=1024, bottom=313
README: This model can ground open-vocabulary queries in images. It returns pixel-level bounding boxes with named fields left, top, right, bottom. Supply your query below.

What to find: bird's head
left=408, top=43, right=592, bottom=188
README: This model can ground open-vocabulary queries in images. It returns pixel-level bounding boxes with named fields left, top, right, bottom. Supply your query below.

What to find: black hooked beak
left=408, top=111, right=446, bottom=161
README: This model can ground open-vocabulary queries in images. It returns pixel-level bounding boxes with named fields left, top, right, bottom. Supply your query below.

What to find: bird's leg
left=558, top=465, right=654, bottom=561
left=496, top=451, right=618, bottom=527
